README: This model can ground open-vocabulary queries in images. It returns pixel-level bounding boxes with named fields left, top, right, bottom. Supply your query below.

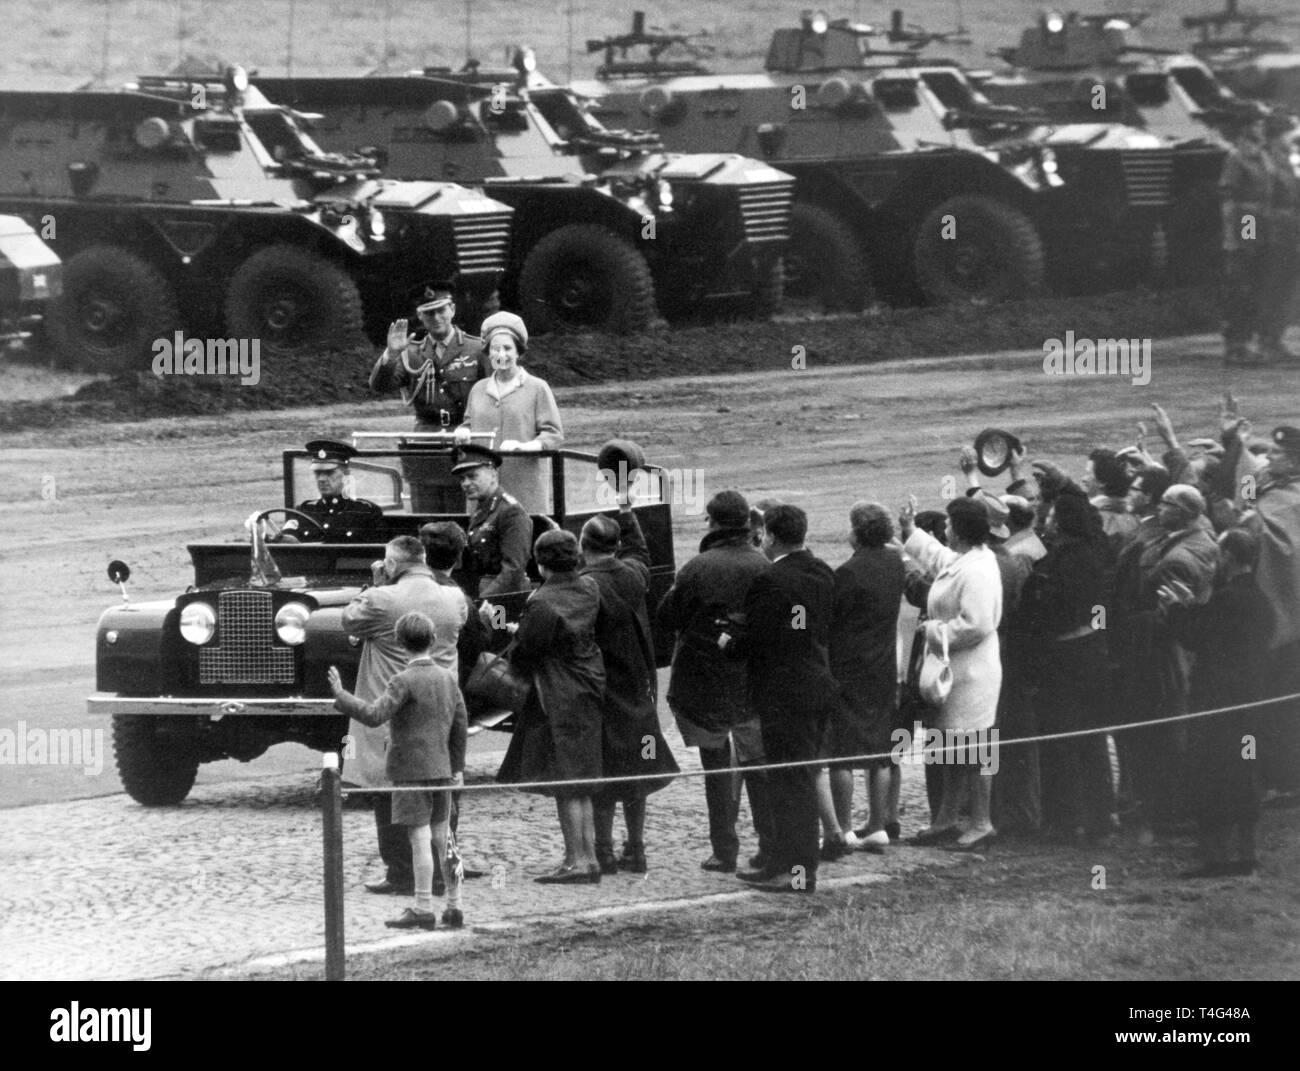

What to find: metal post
left=321, top=752, right=345, bottom=981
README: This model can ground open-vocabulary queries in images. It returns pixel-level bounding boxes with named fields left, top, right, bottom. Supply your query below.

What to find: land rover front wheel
left=113, top=715, right=200, bottom=806
left=913, top=195, right=1044, bottom=306
left=518, top=224, right=657, bottom=334
left=224, top=246, right=365, bottom=356
left=51, top=245, right=180, bottom=372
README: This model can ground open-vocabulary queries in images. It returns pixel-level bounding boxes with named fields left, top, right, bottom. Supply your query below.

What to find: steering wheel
left=252, top=508, right=325, bottom=543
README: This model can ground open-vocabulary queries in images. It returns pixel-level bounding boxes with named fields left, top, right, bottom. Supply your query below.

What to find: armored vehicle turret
left=250, top=62, right=793, bottom=333
left=1183, top=0, right=1300, bottom=113
left=577, top=12, right=1220, bottom=305
left=0, top=68, right=513, bottom=371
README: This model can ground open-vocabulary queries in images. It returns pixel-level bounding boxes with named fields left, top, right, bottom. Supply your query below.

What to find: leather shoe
left=748, top=851, right=769, bottom=870
left=619, top=844, right=648, bottom=874
left=744, top=871, right=816, bottom=894
left=701, top=855, right=737, bottom=873
left=534, top=864, right=601, bottom=885
left=440, top=907, right=465, bottom=929
left=820, top=838, right=852, bottom=861
left=365, top=878, right=414, bottom=896
left=950, top=830, right=996, bottom=853
left=385, top=907, right=438, bottom=930
left=596, top=848, right=620, bottom=876
left=912, top=825, right=961, bottom=846
left=736, top=865, right=781, bottom=883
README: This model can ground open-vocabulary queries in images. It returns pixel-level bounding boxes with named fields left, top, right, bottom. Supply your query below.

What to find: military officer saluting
left=282, top=439, right=384, bottom=544
left=370, top=284, right=491, bottom=512
left=452, top=444, right=532, bottom=600
left=370, top=284, right=491, bottom=430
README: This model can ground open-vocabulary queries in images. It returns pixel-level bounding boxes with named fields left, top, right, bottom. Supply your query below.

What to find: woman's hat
left=481, top=311, right=529, bottom=352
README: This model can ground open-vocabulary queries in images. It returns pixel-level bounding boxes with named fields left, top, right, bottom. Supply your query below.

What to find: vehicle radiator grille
left=452, top=212, right=513, bottom=274
left=198, top=591, right=295, bottom=685
left=1120, top=150, right=1174, bottom=207
left=738, top=181, right=795, bottom=243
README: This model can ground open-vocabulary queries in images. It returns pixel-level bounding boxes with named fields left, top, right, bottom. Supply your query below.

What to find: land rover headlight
left=180, top=602, right=217, bottom=646
left=275, top=602, right=311, bottom=646
left=1039, top=147, right=1058, bottom=174
left=656, top=179, right=674, bottom=209
left=367, top=208, right=386, bottom=240
left=1045, top=13, right=1065, bottom=34
left=810, top=10, right=830, bottom=34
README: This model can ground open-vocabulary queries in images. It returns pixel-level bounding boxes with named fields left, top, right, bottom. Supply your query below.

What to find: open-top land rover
left=88, top=435, right=677, bottom=805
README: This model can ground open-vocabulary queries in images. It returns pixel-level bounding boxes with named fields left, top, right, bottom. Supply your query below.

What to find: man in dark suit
left=725, top=504, right=837, bottom=893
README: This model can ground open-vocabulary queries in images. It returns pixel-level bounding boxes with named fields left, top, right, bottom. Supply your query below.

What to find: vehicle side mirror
left=107, top=560, right=131, bottom=602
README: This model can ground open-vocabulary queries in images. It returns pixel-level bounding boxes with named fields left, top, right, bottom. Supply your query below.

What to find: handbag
left=918, top=621, right=953, bottom=707
left=464, top=641, right=532, bottom=712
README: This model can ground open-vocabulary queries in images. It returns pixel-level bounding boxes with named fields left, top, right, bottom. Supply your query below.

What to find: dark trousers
left=760, top=711, right=826, bottom=880
left=1033, top=633, right=1115, bottom=837
left=1261, top=642, right=1300, bottom=793
left=698, top=744, right=773, bottom=864
left=1223, top=247, right=1270, bottom=346
left=374, top=792, right=460, bottom=884
left=990, top=658, right=1042, bottom=835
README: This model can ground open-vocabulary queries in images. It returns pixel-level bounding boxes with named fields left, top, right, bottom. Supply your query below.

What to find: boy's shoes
left=440, top=907, right=465, bottom=929
left=618, top=843, right=647, bottom=874
left=596, top=848, right=621, bottom=875
left=365, top=878, right=414, bottom=896
left=385, top=907, right=439, bottom=930
left=700, top=855, right=736, bottom=873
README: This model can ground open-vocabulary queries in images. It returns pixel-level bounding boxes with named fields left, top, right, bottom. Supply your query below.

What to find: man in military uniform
left=1260, top=113, right=1300, bottom=361
left=370, top=284, right=491, bottom=511
left=1220, top=113, right=1278, bottom=366
left=281, top=439, right=384, bottom=543
left=453, top=444, right=532, bottom=600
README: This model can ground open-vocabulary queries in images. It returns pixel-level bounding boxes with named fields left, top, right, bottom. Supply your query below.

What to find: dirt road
left=4, top=332, right=1297, bottom=807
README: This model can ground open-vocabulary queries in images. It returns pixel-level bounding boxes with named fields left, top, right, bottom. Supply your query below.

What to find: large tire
left=224, top=245, right=365, bottom=356
left=746, top=255, right=785, bottom=316
left=913, top=195, right=1045, bottom=305
left=517, top=224, right=657, bottom=333
left=113, top=715, right=199, bottom=806
left=785, top=203, right=872, bottom=311
left=50, top=245, right=179, bottom=373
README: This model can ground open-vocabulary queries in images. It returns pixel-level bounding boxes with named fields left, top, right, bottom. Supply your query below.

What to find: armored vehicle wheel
left=113, top=715, right=199, bottom=806
left=51, top=245, right=179, bottom=373
left=913, top=195, right=1044, bottom=306
left=225, top=246, right=365, bottom=356
left=786, top=204, right=872, bottom=312
left=748, top=256, right=785, bottom=314
left=518, top=224, right=657, bottom=334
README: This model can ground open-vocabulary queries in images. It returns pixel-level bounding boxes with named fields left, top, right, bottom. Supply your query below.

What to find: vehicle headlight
left=180, top=602, right=217, bottom=646
left=1039, top=147, right=1058, bottom=174
left=368, top=208, right=386, bottom=241
left=656, top=179, right=673, bottom=209
left=275, top=602, right=311, bottom=646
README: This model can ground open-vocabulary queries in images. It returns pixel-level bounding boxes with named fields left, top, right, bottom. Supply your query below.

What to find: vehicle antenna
left=566, top=0, right=575, bottom=84
left=286, top=0, right=297, bottom=77
left=465, top=0, right=473, bottom=63
left=99, top=0, right=112, bottom=84
left=954, top=0, right=967, bottom=36
left=175, top=0, right=184, bottom=67
left=382, top=0, right=393, bottom=68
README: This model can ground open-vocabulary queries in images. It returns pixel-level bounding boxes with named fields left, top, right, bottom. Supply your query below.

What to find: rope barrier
left=336, top=689, right=1300, bottom=795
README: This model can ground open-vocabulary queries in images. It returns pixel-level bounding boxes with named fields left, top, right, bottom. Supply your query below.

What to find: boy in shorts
left=329, top=611, right=468, bottom=930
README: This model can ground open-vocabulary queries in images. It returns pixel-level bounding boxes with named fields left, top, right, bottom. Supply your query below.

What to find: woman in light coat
left=901, top=495, right=1003, bottom=850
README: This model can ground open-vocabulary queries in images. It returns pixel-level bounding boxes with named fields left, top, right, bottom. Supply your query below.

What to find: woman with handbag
left=900, top=495, right=1003, bottom=850
left=580, top=505, right=679, bottom=875
left=495, top=530, right=607, bottom=883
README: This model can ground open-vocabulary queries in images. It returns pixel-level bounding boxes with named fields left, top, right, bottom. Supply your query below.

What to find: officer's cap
left=1273, top=425, right=1300, bottom=458
left=416, top=283, right=455, bottom=313
left=451, top=443, right=503, bottom=474
left=306, top=439, right=358, bottom=471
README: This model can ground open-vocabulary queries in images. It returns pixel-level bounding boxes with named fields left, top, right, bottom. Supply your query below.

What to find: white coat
left=904, top=529, right=1003, bottom=732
